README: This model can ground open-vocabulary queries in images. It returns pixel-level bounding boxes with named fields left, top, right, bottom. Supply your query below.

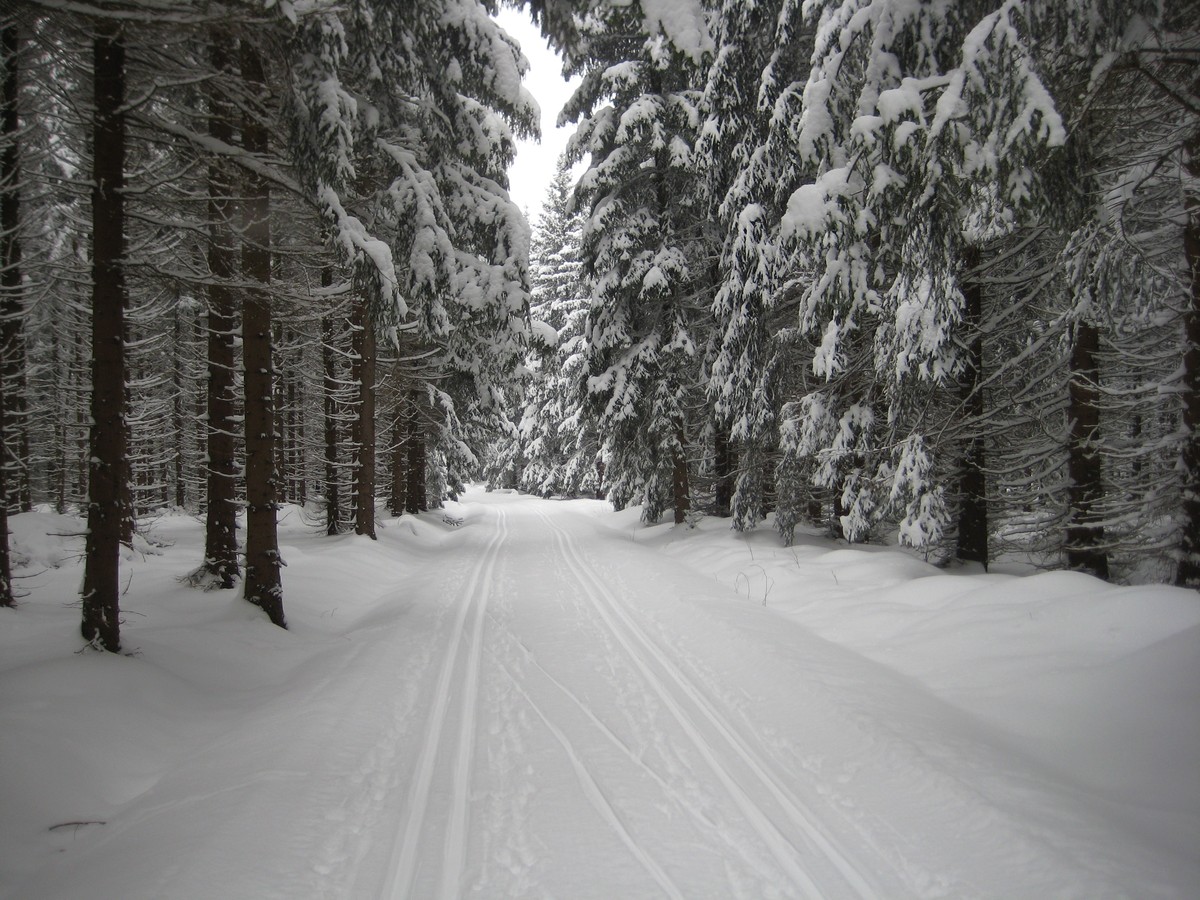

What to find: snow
left=1, top=491, right=1197, bottom=898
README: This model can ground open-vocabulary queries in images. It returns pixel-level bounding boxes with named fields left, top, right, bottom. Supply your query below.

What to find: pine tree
left=698, top=0, right=811, bottom=531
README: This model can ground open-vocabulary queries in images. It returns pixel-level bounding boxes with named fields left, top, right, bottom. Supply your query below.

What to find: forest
left=1, top=0, right=1197, bottom=653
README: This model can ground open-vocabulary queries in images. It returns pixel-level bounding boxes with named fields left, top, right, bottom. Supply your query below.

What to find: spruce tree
left=565, top=1, right=712, bottom=524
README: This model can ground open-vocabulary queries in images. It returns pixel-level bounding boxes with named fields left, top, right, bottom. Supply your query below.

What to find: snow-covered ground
left=1, top=488, right=1196, bottom=899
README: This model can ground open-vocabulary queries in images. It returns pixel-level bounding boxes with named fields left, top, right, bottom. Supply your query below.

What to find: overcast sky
left=494, top=7, right=583, bottom=226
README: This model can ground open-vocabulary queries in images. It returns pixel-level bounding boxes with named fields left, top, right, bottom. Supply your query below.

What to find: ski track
left=537, top=509, right=886, bottom=900
left=383, top=506, right=508, bottom=900
left=496, top=658, right=687, bottom=899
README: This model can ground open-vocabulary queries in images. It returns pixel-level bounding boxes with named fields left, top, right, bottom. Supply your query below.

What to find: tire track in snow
left=538, top=510, right=882, bottom=900
left=384, top=507, right=508, bottom=900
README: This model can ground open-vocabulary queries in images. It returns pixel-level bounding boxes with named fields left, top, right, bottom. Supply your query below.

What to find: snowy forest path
left=364, top=494, right=922, bottom=900
left=365, top=493, right=1159, bottom=899
left=3, top=492, right=1181, bottom=900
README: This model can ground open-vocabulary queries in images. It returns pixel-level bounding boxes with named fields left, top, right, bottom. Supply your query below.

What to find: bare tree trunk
left=1177, top=127, right=1200, bottom=587
left=200, top=36, right=239, bottom=588
left=956, top=248, right=988, bottom=568
left=351, top=296, right=375, bottom=538
left=240, top=42, right=284, bottom=627
left=0, top=21, right=18, bottom=607
left=81, top=22, right=126, bottom=651
left=1066, top=319, right=1109, bottom=579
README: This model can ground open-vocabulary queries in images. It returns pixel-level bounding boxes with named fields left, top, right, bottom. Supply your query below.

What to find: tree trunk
left=273, top=324, right=288, bottom=504
left=321, top=273, right=341, bottom=535
left=1, top=25, right=26, bottom=514
left=201, top=36, right=239, bottom=588
left=81, top=22, right=126, bottom=651
left=389, top=382, right=406, bottom=516
left=956, top=247, right=988, bottom=568
left=351, top=296, right=376, bottom=538
left=171, top=300, right=185, bottom=508
left=672, top=425, right=689, bottom=525
left=0, top=21, right=17, bottom=606
left=405, top=389, right=425, bottom=513
left=1177, top=127, right=1200, bottom=587
left=1066, top=319, right=1109, bottom=579
left=239, top=42, right=284, bottom=627
left=713, top=427, right=733, bottom=518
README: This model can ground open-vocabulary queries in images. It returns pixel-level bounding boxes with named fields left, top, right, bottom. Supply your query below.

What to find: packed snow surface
left=1, top=489, right=1197, bottom=898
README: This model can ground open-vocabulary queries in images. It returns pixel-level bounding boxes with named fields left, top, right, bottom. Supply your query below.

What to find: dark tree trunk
left=239, top=43, right=284, bottom=627
left=956, top=248, right=988, bottom=569
left=1066, top=319, right=1109, bottom=579
left=321, top=275, right=341, bottom=535
left=713, top=427, right=733, bottom=518
left=405, top=389, right=425, bottom=513
left=201, top=36, right=239, bottom=588
left=831, top=479, right=846, bottom=540
left=286, top=353, right=303, bottom=505
left=1177, top=127, right=1200, bottom=588
left=81, top=23, right=126, bottom=651
left=0, top=22, right=18, bottom=606
left=389, top=387, right=406, bottom=516
left=672, top=426, right=689, bottom=525
left=351, top=296, right=376, bottom=538
left=1, top=25, right=26, bottom=515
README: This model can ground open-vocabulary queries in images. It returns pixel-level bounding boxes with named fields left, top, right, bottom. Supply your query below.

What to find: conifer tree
left=517, top=154, right=594, bottom=497
left=565, top=1, right=712, bottom=524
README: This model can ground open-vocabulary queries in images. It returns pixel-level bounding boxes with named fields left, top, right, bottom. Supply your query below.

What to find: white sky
left=494, top=7, right=583, bottom=226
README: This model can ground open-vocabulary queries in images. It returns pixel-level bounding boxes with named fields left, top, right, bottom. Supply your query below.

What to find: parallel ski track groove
left=495, top=658, right=686, bottom=899
left=538, top=510, right=881, bottom=900
left=384, top=507, right=508, bottom=900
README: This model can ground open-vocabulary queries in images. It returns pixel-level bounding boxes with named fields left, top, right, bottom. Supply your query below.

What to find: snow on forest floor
left=0, top=488, right=1197, bottom=899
